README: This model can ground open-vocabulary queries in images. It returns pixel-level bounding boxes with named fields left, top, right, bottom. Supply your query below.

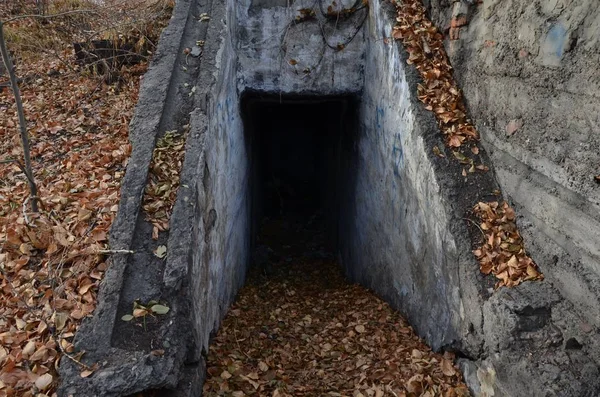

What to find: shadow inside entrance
left=202, top=212, right=469, bottom=396
left=242, top=92, right=360, bottom=259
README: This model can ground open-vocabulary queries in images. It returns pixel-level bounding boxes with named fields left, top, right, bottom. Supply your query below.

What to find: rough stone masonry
left=59, top=0, right=600, bottom=396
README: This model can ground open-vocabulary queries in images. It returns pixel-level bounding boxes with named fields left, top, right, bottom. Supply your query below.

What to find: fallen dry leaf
left=391, top=0, right=540, bottom=290
left=142, top=130, right=188, bottom=239
left=80, top=369, right=94, bottom=378
left=34, top=373, right=53, bottom=391
left=393, top=4, right=478, bottom=148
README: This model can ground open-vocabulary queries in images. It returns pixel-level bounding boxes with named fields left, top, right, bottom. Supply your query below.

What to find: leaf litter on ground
left=204, top=218, right=471, bottom=397
left=0, top=1, right=173, bottom=395
left=142, top=129, right=188, bottom=240
left=473, top=201, right=543, bottom=288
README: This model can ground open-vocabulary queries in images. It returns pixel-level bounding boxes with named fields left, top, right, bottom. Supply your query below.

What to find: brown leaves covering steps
left=0, top=1, right=172, bottom=395
left=204, top=222, right=470, bottom=397
left=391, top=0, right=543, bottom=288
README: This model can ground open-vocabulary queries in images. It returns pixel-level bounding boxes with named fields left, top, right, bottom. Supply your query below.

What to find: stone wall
left=339, top=1, right=600, bottom=395
left=59, top=0, right=600, bottom=395
left=416, top=0, right=600, bottom=394
left=189, top=0, right=250, bottom=353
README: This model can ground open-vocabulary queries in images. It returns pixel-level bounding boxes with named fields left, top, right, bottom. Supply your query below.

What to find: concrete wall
left=426, top=0, right=600, bottom=328
left=339, top=1, right=600, bottom=395
left=190, top=0, right=251, bottom=353
left=340, top=0, right=472, bottom=353
left=59, top=0, right=600, bottom=395
left=235, top=0, right=366, bottom=94
left=188, top=0, right=368, bottom=356
left=58, top=0, right=221, bottom=394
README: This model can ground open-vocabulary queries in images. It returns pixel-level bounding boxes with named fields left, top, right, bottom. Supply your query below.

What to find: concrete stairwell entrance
left=59, top=1, right=600, bottom=396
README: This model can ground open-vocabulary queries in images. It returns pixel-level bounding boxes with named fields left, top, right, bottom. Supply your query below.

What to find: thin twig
left=0, top=25, right=39, bottom=212
left=80, top=2, right=171, bottom=44
left=2, top=158, right=38, bottom=196
left=0, top=262, right=94, bottom=371
left=233, top=319, right=252, bottom=359
left=10, top=43, right=78, bottom=73
left=56, top=336, right=92, bottom=370
left=97, top=249, right=134, bottom=254
left=48, top=210, right=101, bottom=300
left=0, top=265, right=44, bottom=317
left=462, top=217, right=485, bottom=238
left=3, top=9, right=100, bottom=24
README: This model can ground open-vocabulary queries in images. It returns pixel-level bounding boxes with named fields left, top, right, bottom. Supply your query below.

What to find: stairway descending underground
left=203, top=215, right=470, bottom=397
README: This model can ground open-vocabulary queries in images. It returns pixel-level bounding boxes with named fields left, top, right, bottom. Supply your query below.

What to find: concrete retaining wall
left=426, top=0, right=600, bottom=331
left=190, top=0, right=250, bottom=352
left=235, top=0, right=366, bottom=94
left=339, top=0, right=478, bottom=353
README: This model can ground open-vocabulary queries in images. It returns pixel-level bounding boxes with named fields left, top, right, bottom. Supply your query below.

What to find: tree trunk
left=0, top=21, right=39, bottom=212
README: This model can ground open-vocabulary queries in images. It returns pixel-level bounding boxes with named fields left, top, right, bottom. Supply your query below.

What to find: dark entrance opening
left=241, top=93, right=358, bottom=271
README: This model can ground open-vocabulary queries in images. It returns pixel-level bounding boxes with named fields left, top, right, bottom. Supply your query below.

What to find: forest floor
left=204, top=216, right=471, bottom=397
left=0, top=1, right=172, bottom=395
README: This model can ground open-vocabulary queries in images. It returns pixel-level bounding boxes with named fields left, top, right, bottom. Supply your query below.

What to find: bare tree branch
left=0, top=158, right=37, bottom=188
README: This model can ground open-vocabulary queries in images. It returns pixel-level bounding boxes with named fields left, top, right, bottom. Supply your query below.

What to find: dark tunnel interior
left=241, top=93, right=359, bottom=260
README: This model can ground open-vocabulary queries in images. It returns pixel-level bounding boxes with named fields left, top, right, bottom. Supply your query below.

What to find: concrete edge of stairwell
left=57, top=0, right=220, bottom=395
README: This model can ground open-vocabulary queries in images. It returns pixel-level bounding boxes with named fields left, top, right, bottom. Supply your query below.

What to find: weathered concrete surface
left=236, top=0, right=366, bottom=94
left=188, top=0, right=250, bottom=353
left=58, top=0, right=217, bottom=394
left=413, top=0, right=600, bottom=394
left=426, top=0, right=600, bottom=329
left=340, top=0, right=479, bottom=354
left=336, top=3, right=593, bottom=396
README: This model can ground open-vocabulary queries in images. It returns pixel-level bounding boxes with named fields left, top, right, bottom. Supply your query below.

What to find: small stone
left=580, top=322, right=593, bottom=333
left=191, top=46, right=202, bottom=57
left=518, top=49, right=529, bottom=58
